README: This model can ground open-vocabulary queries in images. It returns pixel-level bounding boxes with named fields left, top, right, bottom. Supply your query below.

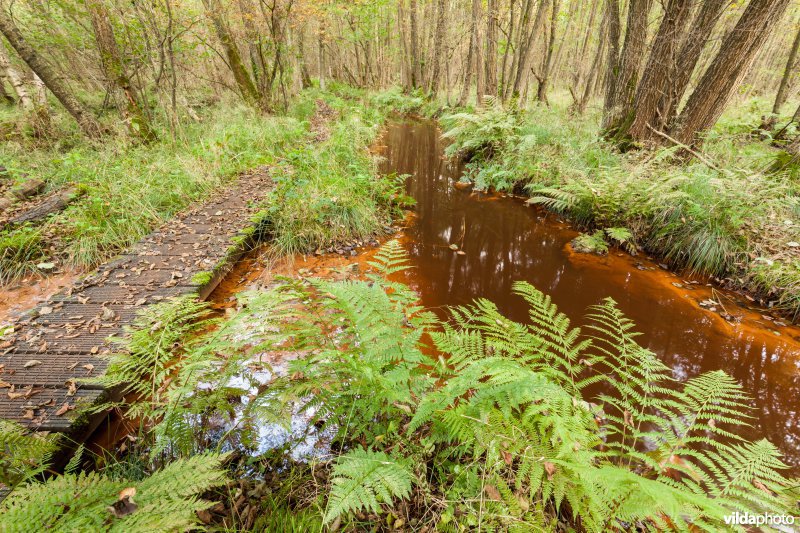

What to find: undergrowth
left=0, top=105, right=305, bottom=281
left=441, top=101, right=800, bottom=316
left=262, top=95, right=409, bottom=255
left=2, top=241, right=797, bottom=530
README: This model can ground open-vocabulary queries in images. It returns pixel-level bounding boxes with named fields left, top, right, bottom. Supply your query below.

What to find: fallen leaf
left=544, top=461, right=557, bottom=480
left=55, top=403, right=73, bottom=416
left=38, top=307, right=53, bottom=316
left=24, top=360, right=42, bottom=368
left=83, top=364, right=95, bottom=375
left=623, top=410, right=633, bottom=427
left=484, top=485, right=501, bottom=501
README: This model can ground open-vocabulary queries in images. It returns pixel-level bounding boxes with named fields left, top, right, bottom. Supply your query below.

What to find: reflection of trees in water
left=381, top=120, right=800, bottom=473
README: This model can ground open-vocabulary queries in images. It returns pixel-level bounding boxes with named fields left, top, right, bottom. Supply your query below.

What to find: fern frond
left=325, top=448, right=413, bottom=523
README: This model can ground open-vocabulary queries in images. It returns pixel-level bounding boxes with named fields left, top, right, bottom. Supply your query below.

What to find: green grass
left=263, top=93, right=407, bottom=255
left=0, top=105, right=306, bottom=280
left=442, top=98, right=800, bottom=315
left=0, top=225, right=46, bottom=283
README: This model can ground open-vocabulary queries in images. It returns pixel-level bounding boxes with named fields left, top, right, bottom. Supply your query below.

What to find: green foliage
left=442, top=102, right=800, bottom=312
left=0, top=225, right=46, bottom=284
left=209, top=242, right=797, bottom=530
left=325, top=448, right=413, bottom=522
left=369, top=86, right=426, bottom=115
left=263, top=107, right=405, bottom=255
left=0, top=452, right=229, bottom=532
left=571, top=230, right=609, bottom=254
left=0, top=420, right=57, bottom=489
left=0, top=107, right=306, bottom=272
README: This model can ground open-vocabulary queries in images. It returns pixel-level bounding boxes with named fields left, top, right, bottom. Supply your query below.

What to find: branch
left=645, top=124, right=722, bottom=172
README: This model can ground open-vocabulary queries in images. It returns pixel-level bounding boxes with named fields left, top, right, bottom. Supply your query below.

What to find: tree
left=773, top=20, right=800, bottom=117
left=601, top=0, right=653, bottom=133
left=484, top=0, right=498, bottom=97
left=671, top=0, right=793, bottom=146
left=428, top=0, right=447, bottom=93
left=0, top=7, right=102, bottom=138
left=202, top=0, right=264, bottom=109
left=0, top=44, right=29, bottom=109
left=624, top=0, right=695, bottom=144
left=87, top=0, right=156, bottom=141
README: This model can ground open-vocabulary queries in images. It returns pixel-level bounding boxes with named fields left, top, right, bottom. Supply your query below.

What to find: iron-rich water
left=379, top=119, right=800, bottom=472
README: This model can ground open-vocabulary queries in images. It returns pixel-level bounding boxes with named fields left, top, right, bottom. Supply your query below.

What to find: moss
left=191, top=271, right=214, bottom=286
left=571, top=232, right=609, bottom=255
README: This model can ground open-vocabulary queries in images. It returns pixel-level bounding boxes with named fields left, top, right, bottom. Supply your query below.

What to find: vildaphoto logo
left=723, top=511, right=796, bottom=526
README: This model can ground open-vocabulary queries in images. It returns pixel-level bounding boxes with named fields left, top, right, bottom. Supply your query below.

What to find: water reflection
left=379, top=119, right=800, bottom=473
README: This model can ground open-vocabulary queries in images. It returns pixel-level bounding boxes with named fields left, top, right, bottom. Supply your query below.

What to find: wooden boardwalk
left=0, top=168, right=274, bottom=435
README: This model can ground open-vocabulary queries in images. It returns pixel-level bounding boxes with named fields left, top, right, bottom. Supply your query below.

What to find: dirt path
left=0, top=166, right=274, bottom=433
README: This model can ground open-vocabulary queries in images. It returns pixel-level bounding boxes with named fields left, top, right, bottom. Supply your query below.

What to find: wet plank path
left=0, top=168, right=274, bottom=434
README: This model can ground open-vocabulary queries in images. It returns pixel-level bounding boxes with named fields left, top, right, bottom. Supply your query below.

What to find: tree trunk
left=624, top=0, right=695, bottom=144
left=473, top=0, right=485, bottom=104
left=602, top=0, right=653, bottom=132
left=202, top=0, right=263, bottom=109
left=0, top=7, right=102, bottom=138
left=485, top=0, right=498, bottom=97
left=658, top=0, right=727, bottom=129
left=87, top=0, right=156, bottom=141
left=535, top=0, right=560, bottom=105
left=601, top=0, right=621, bottom=120
left=773, top=20, right=800, bottom=116
left=409, top=0, right=420, bottom=88
left=511, top=0, right=549, bottom=99
left=459, top=0, right=478, bottom=106
left=429, top=0, right=447, bottom=93
left=0, top=44, right=29, bottom=109
left=672, top=0, right=792, bottom=146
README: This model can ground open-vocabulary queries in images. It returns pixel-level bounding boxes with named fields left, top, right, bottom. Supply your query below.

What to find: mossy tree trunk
left=0, top=7, right=102, bottom=139
left=87, top=0, right=156, bottom=142
left=201, top=0, right=265, bottom=110
left=601, top=0, right=653, bottom=137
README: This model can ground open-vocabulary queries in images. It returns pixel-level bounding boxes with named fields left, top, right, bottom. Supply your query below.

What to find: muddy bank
left=378, top=119, right=800, bottom=472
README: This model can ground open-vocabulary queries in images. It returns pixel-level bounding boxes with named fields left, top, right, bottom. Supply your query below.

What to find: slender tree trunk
left=409, top=0, right=420, bottom=88
left=202, top=0, right=263, bottom=109
left=0, top=44, right=29, bottom=109
left=87, top=0, right=156, bottom=141
left=672, top=0, right=792, bottom=146
left=473, top=0, right=485, bottom=104
left=485, top=0, right=498, bottom=97
left=511, top=0, right=549, bottom=99
left=459, top=0, right=478, bottom=106
left=601, top=0, right=621, bottom=119
left=535, top=0, right=560, bottom=105
left=624, top=0, right=695, bottom=143
left=499, top=0, right=517, bottom=97
left=773, top=20, right=800, bottom=116
left=429, top=0, right=447, bottom=93
left=0, top=7, right=102, bottom=138
left=602, top=0, right=653, bottom=132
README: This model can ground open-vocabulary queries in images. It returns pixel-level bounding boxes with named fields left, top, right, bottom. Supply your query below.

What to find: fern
left=154, top=241, right=796, bottom=530
left=324, top=448, right=413, bottom=523
left=0, top=452, right=229, bottom=532
left=0, top=420, right=57, bottom=489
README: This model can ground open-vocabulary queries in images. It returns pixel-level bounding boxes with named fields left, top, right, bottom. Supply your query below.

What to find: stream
left=378, top=119, right=800, bottom=473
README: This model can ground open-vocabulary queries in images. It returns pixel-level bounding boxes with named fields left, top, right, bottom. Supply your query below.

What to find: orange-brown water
left=379, top=119, right=800, bottom=473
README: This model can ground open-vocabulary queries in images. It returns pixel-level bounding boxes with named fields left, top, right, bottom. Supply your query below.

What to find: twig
left=645, top=124, right=724, bottom=173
